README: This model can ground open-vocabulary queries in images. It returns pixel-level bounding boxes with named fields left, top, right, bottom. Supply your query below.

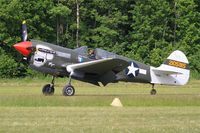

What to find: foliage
left=0, top=0, right=200, bottom=78
left=0, top=51, right=19, bottom=78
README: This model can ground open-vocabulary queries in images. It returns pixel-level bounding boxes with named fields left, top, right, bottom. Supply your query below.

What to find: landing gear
left=42, top=75, right=76, bottom=96
left=150, top=84, right=156, bottom=95
left=42, top=76, right=55, bottom=95
left=63, top=85, right=75, bottom=96
left=42, top=84, right=54, bottom=95
left=62, top=75, right=75, bottom=96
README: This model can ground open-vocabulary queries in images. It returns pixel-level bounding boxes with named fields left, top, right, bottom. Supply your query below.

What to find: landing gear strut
left=62, top=75, right=75, bottom=96
left=42, top=76, right=55, bottom=95
left=42, top=75, right=75, bottom=96
left=150, top=84, right=156, bottom=95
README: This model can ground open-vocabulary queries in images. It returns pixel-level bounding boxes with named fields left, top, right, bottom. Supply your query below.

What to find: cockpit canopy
left=74, top=46, right=117, bottom=59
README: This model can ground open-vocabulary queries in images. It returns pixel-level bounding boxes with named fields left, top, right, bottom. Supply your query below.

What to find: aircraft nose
left=13, top=41, right=32, bottom=56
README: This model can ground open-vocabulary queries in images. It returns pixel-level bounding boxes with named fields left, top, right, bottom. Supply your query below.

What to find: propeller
left=13, top=21, right=34, bottom=58
left=13, top=21, right=35, bottom=72
left=22, top=20, right=28, bottom=42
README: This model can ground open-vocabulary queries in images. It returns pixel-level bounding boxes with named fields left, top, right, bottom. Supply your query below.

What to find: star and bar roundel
left=125, top=61, right=140, bottom=78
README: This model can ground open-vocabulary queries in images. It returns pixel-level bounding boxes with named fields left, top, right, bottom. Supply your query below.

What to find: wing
left=67, top=58, right=128, bottom=86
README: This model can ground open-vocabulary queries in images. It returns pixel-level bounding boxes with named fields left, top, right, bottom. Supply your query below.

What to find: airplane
left=13, top=21, right=190, bottom=96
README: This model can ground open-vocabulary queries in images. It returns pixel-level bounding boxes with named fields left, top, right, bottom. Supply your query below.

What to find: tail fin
left=22, top=20, right=28, bottom=42
left=150, top=50, right=190, bottom=85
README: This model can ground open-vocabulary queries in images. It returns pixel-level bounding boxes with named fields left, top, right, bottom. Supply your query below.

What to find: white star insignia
left=127, top=62, right=139, bottom=77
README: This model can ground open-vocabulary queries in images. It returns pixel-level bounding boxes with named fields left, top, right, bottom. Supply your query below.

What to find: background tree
left=174, top=0, right=200, bottom=73
left=0, top=0, right=199, bottom=78
left=128, top=0, right=174, bottom=66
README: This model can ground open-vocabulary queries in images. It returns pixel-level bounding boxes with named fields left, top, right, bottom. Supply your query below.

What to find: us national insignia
left=125, top=62, right=139, bottom=78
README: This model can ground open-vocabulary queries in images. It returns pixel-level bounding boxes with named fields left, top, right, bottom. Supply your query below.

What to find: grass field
left=0, top=78, right=200, bottom=133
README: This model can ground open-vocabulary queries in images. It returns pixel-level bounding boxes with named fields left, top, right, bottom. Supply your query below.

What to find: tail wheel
left=63, top=85, right=75, bottom=96
left=42, top=84, right=54, bottom=95
left=150, top=89, right=156, bottom=95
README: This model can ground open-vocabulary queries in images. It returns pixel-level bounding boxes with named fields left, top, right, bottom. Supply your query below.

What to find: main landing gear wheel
left=42, top=76, right=55, bottom=96
left=42, top=84, right=54, bottom=95
left=62, top=73, right=75, bottom=96
left=63, top=85, right=75, bottom=96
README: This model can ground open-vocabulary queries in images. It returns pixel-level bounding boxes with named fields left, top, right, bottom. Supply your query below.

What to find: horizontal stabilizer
left=152, top=67, right=183, bottom=75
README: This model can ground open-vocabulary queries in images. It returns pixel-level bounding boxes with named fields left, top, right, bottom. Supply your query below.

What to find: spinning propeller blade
left=14, top=20, right=33, bottom=57
left=22, top=20, right=28, bottom=42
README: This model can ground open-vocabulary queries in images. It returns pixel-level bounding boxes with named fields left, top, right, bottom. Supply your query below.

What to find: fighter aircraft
left=13, top=21, right=190, bottom=96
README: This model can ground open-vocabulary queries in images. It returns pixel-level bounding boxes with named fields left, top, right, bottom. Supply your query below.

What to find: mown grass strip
left=0, top=107, right=200, bottom=133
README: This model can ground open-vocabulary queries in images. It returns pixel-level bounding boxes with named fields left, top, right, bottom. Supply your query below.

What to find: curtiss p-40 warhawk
left=13, top=21, right=190, bottom=96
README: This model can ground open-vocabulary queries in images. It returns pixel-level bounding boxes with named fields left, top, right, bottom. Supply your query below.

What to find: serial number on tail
left=168, top=60, right=187, bottom=69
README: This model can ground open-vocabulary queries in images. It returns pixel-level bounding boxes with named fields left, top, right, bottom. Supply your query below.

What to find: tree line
left=0, top=0, right=199, bottom=78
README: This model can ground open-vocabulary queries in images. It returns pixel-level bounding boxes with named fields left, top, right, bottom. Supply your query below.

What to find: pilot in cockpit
left=88, top=49, right=96, bottom=59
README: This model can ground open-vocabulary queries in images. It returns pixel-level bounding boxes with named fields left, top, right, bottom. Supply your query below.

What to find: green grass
left=0, top=78, right=200, bottom=107
left=1, top=107, right=200, bottom=133
left=0, top=78, right=200, bottom=132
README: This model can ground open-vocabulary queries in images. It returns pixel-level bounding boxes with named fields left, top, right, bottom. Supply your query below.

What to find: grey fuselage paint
left=29, top=40, right=151, bottom=86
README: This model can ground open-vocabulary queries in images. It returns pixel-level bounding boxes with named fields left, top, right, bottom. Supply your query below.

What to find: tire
left=150, top=89, right=156, bottom=95
left=63, top=85, right=75, bottom=96
left=42, top=84, right=55, bottom=95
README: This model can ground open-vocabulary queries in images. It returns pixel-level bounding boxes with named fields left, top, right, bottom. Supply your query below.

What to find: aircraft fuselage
left=28, top=40, right=151, bottom=86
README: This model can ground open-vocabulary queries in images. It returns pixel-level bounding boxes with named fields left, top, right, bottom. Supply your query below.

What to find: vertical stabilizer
left=150, top=50, right=190, bottom=85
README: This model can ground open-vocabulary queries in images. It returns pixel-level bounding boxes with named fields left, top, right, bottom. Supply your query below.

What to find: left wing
left=67, top=58, right=128, bottom=75
left=67, top=58, right=128, bottom=85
